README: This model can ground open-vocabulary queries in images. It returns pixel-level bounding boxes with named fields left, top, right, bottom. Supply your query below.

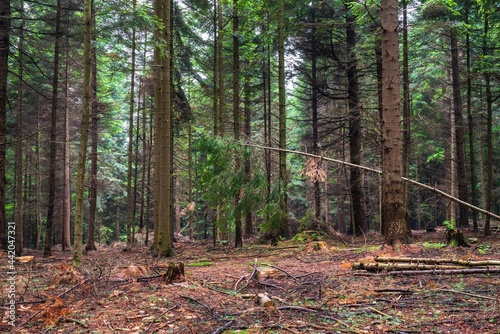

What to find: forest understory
left=1, top=227, right=500, bottom=334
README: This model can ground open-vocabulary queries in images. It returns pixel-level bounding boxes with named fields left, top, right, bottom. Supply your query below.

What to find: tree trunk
left=62, top=29, right=72, bottom=251
left=483, top=13, right=492, bottom=236
left=244, top=77, right=253, bottom=237
left=0, top=0, right=9, bottom=250
left=127, top=0, right=138, bottom=248
left=311, top=6, right=321, bottom=225
left=346, top=6, right=367, bottom=235
left=74, top=0, right=92, bottom=267
left=278, top=0, right=289, bottom=239
left=464, top=1, right=478, bottom=232
left=233, top=0, right=242, bottom=248
left=36, top=112, right=42, bottom=250
left=153, top=0, right=174, bottom=257
left=380, top=0, right=410, bottom=248
left=86, top=3, right=98, bottom=252
left=15, top=4, right=24, bottom=255
left=450, top=29, right=468, bottom=229
left=401, top=0, right=411, bottom=233
left=44, top=0, right=62, bottom=257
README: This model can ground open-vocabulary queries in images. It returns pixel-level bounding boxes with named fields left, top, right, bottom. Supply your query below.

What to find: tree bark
left=450, top=29, right=468, bottom=229
left=62, top=27, right=72, bottom=251
left=346, top=6, right=367, bottom=235
left=483, top=13, right=493, bottom=236
left=380, top=0, right=410, bottom=248
left=244, top=77, right=253, bottom=237
left=464, top=1, right=478, bottom=232
left=401, top=0, right=411, bottom=233
left=278, top=0, right=289, bottom=239
left=0, top=0, right=9, bottom=250
left=86, top=2, right=98, bottom=252
left=127, top=0, right=138, bottom=247
left=15, top=3, right=24, bottom=255
left=233, top=0, right=242, bottom=248
left=74, top=0, right=92, bottom=267
left=44, top=0, right=62, bottom=257
left=153, top=0, right=174, bottom=257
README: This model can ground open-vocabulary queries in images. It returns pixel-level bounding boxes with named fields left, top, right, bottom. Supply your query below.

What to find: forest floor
left=1, top=227, right=500, bottom=334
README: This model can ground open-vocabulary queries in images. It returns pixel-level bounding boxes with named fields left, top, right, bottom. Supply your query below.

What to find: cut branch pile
left=352, top=256, right=500, bottom=275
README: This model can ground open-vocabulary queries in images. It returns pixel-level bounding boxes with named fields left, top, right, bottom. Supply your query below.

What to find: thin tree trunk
left=36, top=112, right=42, bottom=249
left=310, top=6, right=321, bottom=225
left=233, top=0, right=242, bottom=248
left=188, top=121, right=193, bottom=240
left=278, top=0, right=289, bottom=238
left=127, top=0, right=138, bottom=247
left=44, top=0, right=62, bottom=257
left=464, top=1, right=478, bottom=232
left=62, top=28, right=72, bottom=250
left=483, top=13, right=493, bottom=236
left=401, top=0, right=411, bottom=233
left=244, top=77, right=253, bottom=237
left=86, top=2, right=98, bottom=252
left=0, top=0, right=10, bottom=250
left=346, top=6, right=367, bottom=235
left=375, top=45, right=384, bottom=234
left=74, top=0, right=92, bottom=267
left=15, top=3, right=24, bottom=254
left=450, top=29, right=468, bottom=229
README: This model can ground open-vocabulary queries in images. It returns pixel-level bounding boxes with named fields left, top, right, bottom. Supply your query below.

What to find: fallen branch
left=353, top=262, right=470, bottom=271
left=375, top=256, right=500, bottom=267
left=385, top=268, right=500, bottom=275
left=438, top=288, right=498, bottom=301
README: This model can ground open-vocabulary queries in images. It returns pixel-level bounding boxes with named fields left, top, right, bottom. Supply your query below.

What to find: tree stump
left=162, top=262, right=185, bottom=284
left=446, top=229, right=469, bottom=247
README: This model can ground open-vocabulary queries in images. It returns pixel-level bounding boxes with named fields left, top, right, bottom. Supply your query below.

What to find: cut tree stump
left=446, top=228, right=470, bottom=247
left=162, top=262, right=185, bottom=284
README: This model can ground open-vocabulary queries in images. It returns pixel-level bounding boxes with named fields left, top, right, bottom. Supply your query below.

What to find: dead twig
left=144, top=304, right=179, bottom=333
left=438, top=288, right=497, bottom=301
left=211, top=320, right=234, bottom=334
left=235, top=258, right=258, bottom=293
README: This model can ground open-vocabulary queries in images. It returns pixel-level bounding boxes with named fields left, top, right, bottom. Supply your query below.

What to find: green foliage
left=443, top=219, right=455, bottom=230
left=418, top=241, right=447, bottom=249
left=194, top=136, right=266, bottom=233
left=420, top=0, right=460, bottom=21
left=258, top=179, right=287, bottom=236
left=99, top=226, right=114, bottom=245
left=186, top=260, right=214, bottom=267
left=477, top=244, right=491, bottom=254
left=291, top=230, right=323, bottom=243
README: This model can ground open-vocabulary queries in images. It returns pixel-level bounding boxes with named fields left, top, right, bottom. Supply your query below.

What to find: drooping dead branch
left=243, top=143, right=500, bottom=222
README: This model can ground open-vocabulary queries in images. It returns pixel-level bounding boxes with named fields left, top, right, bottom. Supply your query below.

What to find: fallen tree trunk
left=352, top=262, right=466, bottom=271
left=383, top=268, right=500, bottom=275
left=374, top=257, right=500, bottom=267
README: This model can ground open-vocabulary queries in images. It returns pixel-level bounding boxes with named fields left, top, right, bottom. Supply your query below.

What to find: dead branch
left=244, top=143, right=500, bottom=222
left=386, top=268, right=500, bottom=275
left=353, top=262, right=471, bottom=271
left=438, top=288, right=497, bottom=301
left=211, top=320, right=234, bottom=334
left=375, top=256, right=500, bottom=267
